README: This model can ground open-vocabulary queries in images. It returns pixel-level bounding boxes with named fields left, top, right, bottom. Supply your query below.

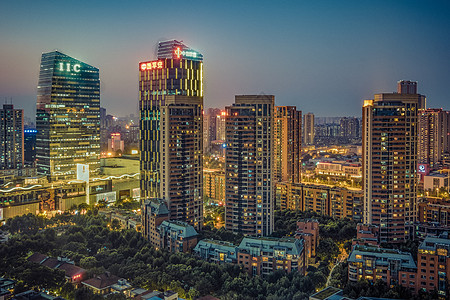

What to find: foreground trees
left=1, top=213, right=320, bottom=299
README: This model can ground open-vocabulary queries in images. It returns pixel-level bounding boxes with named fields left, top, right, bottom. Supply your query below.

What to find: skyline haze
left=1, top=0, right=450, bottom=120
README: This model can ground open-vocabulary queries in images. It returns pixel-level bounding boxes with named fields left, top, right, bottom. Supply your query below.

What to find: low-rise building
left=237, top=237, right=306, bottom=277
left=296, top=219, right=319, bottom=259
left=418, top=197, right=450, bottom=227
left=27, top=253, right=85, bottom=284
left=143, top=200, right=198, bottom=253
left=194, top=237, right=306, bottom=277
left=158, top=220, right=198, bottom=253
left=0, top=173, right=139, bottom=221
left=99, top=208, right=142, bottom=231
left=417, top=236, right=450, bottom=297
left=81, top=272, right=122, bottom=295
left=353, top=224, right=380, bottom=247
left=129, top=289, right=178, bottom=300
left=0, top=277, right=14, bottom=300
left=203, top=169, right=225, bottom=203
left=276, top=182, right=363, bottom=222
left=12, top=290, right=66, bottom=300
left=414, top=222, right=450, bottom=241
left=193, top=239, right=238, bottom=264
left=309, top=286, right=345, bottom=300
left=348, top=245, right=417, bottom=292
left=315, top=161, right=362, bottom=179
left=423, top=172, right=449, bottom=191
left=143, top=199, right=169, bottom=243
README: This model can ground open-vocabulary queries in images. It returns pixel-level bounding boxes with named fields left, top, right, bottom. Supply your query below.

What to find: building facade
left=362, top=81, right=426, bottom=243
left=274, top=106, right=302, bottom=183
left=0, top=104, right=24, bottom=170
left=159, top=96, right=203, bottom=229
left=158, top=220, right=198, bottom=253
left=142, top=200, right=169, bottom=243
left=418, top=108, right=450, bottom=168
left=24, top=128, right=37, bottom=165
left=139, top=40, right=203, bottom=203
left=275, top=182, right=363, bottom=222
left=36, top=51, right=100, bottom=180
left=417, top=236, right=450, bottom=297
left=203, top=168, right=225, bottom=203
left=225, top=95, right=274, bottom=236
left=348, top=245, right=417, bottom=291
left=340, top=117, right=360, bottom=139
left=303, top=112, right=315, bottom=145
left=315, top=161, right=362, bottom=179
left=193, top=239, right=238, bottom=264
left=296, top=219, right=319, bottom=259
left=417, top=197, right=450, bottom=227
left=237, top=237, right=306, bottom=277
left=203, top=107, right=221, bottom=152
left=194, top=237, right=306, bottom=277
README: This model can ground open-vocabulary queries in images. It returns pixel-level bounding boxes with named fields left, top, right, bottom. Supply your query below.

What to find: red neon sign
left=174, top=47, right=182, bottom=59
left=140, top=60, right=164, bottom=71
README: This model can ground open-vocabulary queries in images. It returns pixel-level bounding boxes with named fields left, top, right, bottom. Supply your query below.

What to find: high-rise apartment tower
left=303, top=113, right=315, bottom=145
left=363, top=81, right=425, bottom=243
left=225, top=95, right=274, bottom=236
left=418, top=108, right=450, bottom=168
left=274, top=106, right=302, bottom=183
left=0, top=104, right=24, bottom=170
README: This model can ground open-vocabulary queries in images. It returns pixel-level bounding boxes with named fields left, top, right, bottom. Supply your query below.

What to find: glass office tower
left=36, top=51, right=100, bottom=180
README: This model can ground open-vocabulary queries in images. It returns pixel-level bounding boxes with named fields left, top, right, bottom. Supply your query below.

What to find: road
left=326, top=242, right=348, bottom=287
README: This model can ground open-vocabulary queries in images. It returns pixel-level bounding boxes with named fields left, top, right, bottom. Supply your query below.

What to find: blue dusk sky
left=1, top=0, right=449, bottom=120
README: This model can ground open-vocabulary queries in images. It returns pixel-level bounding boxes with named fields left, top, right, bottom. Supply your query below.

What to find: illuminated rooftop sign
left=58, top=62, right=81, bottom=73
left=140, top=60, right=164, bottom=71
left=174, top=47, right=199, bottom=59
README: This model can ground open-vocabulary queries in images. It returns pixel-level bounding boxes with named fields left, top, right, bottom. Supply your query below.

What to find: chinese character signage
left=140, top=60, right=164, bottom=71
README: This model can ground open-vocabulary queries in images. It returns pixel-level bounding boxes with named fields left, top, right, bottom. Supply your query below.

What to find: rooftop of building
left=27, top=253, right=84, bottom=278
left=57, top=263, right=85, bottom=278
left=0, top=277, right=14, bottom=289
left=238, top=236, right=304, bottom=256
left=194, top=239, right=238, bottom=255
left=425, top=172, right=448, bottom=178
left=27, top=253, right=48, bottom=264
left=82, top=272, right=121, bottom=290
left=297, top=218, right=319, bottom=223
left=0, top=288, right=10, bottom=297
left=419, top=235, right=450, bottom=251
left=348, top=245, right=416, bottom=269
left=41, top=257, right=61, bottom=269
left=145, top=199, right=169, bottom=216
left=13, top=290, right=66, bottom=300
left=309, top=286, right=344, bottom=300
left=159, top=220, right=198, bottom=238
left=157, top=39, right=203, bottom=61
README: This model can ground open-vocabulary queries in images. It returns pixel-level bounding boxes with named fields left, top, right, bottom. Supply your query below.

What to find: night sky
left=1, top=0, right=449, bottom=120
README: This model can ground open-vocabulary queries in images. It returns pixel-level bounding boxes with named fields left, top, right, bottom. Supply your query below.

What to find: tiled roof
left=27, top=253, right=48, bottom=264
left=41, top=258, right=60, bottom=269
left=82, top=273, right=120, bottom=290
left=57, top=263, right=85, bottom=278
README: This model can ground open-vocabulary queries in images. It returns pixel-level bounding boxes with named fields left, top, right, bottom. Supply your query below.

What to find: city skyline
left=1, top=1, right=450, bottom=120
